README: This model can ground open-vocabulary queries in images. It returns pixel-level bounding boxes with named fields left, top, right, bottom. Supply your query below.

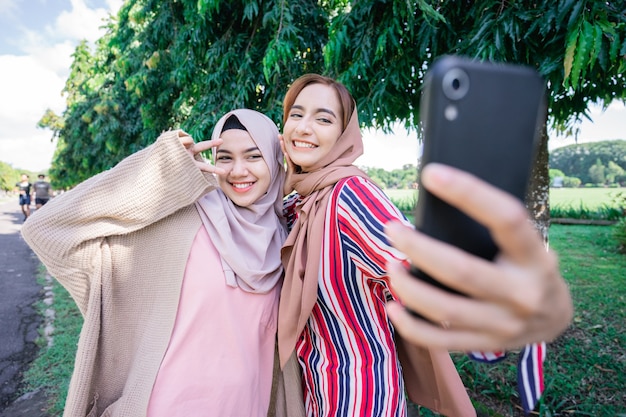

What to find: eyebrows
left=216, top=146, right=261, bottom=155
left=290, top=104, right=337, bottom=119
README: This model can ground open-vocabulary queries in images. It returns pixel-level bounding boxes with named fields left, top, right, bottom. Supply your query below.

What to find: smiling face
left=214, top=129, right=271, bottom=207
left=282, top=83, right=344, bottom=172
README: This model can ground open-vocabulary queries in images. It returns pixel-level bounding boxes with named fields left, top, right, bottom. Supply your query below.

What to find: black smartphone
left=411, top=55, right=547, bottom=295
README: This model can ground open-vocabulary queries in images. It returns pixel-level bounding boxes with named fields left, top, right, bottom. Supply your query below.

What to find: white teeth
left=293, top=140, right=316, bottom=148
left=232, top=183, right=253, bottom=189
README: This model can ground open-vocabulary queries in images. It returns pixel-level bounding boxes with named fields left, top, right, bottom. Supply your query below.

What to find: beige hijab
left=277, top=108, right=368, bottom=366
left=195, top=109, right=287, bottom=294
left=273, top=107, right=475, bottom=416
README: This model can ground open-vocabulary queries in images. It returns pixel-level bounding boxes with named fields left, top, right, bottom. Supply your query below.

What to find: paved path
left=0, top=199, right=46, bottom=414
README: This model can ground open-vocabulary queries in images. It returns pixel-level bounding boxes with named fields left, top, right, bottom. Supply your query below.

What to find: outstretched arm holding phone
left=385, top=163, right=573, bottom=352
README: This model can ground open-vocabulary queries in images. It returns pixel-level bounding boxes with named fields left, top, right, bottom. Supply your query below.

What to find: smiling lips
left=230, top=182, right=255, bottom=193
left=293, top=140, right=317, bottom=149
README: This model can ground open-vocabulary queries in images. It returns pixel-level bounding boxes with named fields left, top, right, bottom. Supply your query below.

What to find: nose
left=295, top=118, right=311, bottom=135
left=230, top=159, right=249, bottom=177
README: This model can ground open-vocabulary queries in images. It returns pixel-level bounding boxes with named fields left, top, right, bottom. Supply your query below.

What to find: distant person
left=33, top=174, right=52, bottom=209
left=14, top=173, right=32, bottom=220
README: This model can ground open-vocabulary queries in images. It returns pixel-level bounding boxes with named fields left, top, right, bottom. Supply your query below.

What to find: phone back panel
left=415, top=55, right=547, bottom=261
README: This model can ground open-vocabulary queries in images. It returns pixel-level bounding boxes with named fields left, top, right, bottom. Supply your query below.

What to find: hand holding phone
left=412, top=55, right=547, bottom=295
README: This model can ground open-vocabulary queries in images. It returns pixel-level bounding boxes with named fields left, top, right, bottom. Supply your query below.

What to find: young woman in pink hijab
left=22, top=109, right=287, bottom=417
left=275, top=74, right=474, bottom=417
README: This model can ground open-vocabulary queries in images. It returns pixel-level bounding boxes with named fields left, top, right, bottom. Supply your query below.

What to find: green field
left=550, top=187, right=624, bottom=209
left=384, top=187, right=625, bottom=210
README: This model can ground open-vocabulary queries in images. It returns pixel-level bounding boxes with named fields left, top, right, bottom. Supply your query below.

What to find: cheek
left=324, top=129, right=342, bottom=147
left=282, top=122, right=296, bottom=139
left=257, top=165, right=271, bottom=184
left=216, top=172, right=229, bottom=187
left=320, top=135, right=339, bottom=153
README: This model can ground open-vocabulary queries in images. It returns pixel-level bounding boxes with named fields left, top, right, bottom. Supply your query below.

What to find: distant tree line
left=0, top=163, right=44, bottom=194
left=360, top=138, right=626, bottom=191
left=361, top=164, right=418, bottom=189
left=549, top=139, right=626, bottom=187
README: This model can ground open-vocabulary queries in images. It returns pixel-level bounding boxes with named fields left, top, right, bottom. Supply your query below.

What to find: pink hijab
left=195, top=109, right=287, bottom=294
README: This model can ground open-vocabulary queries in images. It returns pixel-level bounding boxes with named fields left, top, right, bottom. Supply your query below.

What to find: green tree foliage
left=326, top=1, right=626, bottom=132
left=37, top=109, right=65, bottom=139
left=606, top=160, right=625, bottom=184
left=588, top=158, right=607, bottom=184
left=0, top=164, right=42, bottom=194
left=47, top=0, right=332, bottom=186
left=324, top=0, right=626, bottom=237
left=549, top=168, right=566, bottom=180
left=42, top=0, right=626, bottom=203
left=550, top=139, right=626, bottom=184
left=549, top=168, right=583, bottom=188
left=0, top=162, right=20, bottom=192
left=563, top=176, right=582, bottom=187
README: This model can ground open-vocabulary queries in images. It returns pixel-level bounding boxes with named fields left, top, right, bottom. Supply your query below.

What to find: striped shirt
left=285, top=177, right=545, bottom=415
left=289, top=176, right=412, bottom=417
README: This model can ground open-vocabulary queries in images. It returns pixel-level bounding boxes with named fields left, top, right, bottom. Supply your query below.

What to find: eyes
left=288, top=110, right=334, bottom=125
left=215, top=153, right=263, bottom=163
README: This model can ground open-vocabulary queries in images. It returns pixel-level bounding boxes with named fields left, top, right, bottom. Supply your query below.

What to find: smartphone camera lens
left=442, top=68, right=469, bottom=100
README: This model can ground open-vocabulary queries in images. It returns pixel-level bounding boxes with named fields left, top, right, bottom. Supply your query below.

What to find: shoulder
left=331, top=176, right=409, bottom=225
left=332, top=176, right=388, bottom=205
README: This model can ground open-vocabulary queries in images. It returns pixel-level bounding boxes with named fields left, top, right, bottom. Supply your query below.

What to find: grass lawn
left=22, top=224, right=626, bottom=416
left=385, top=187, right=625, bottom=209
left=385, top=187, right=626, bottom=221
left=455, top=224, right=626, bottom=416
left=550, top=187, right=624, bottom=209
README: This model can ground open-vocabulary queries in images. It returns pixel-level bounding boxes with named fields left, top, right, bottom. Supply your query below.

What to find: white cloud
left=579, top=102, right=625, bottom=141
left=0, top=0, right=18, bottom=16
left=0, top=133, right=57, bottom=173
left=0, top=55, right=66, bottom=128
left=549, top=101, right=626, bottom=150
left=36, top=41, right=77, bottom=76
left=106, top=0, right=124, bottom=12
left=0, top=54, right=64, bottom=171
left=0, top=0, right=124, bottom=171
left=53, top=0, right=111, bottom=44
left=357, top=124, right=421, bottom=170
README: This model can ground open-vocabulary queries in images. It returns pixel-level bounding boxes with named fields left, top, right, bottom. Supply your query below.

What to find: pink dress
left=147, top=226, right=280, bottom=416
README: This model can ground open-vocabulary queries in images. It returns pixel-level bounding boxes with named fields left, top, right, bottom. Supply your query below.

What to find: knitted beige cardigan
left=22, top=131, right=220, bottom=417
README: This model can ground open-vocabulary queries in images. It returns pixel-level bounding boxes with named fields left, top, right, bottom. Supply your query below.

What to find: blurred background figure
left=14, top=174, right=32, bottom=220
left=33, top=174, right=52, bottom=209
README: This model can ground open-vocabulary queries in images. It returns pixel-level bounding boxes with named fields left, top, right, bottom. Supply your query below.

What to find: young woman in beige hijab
left=275, top=73, right=573, bottom=417
left=22, top=109, right=287, bottom=417
left=275, top=74, right=474, bottom=417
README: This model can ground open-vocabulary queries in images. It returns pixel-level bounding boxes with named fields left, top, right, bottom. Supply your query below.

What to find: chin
left=230, top=194, right=259, bottom=208
left=291, top=157, right=316, bottom=171
left=231, top=199, right=252, bottom=208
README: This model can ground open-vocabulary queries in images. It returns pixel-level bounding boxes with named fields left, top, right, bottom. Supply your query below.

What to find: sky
left=358, top=100, right=626, bottom=170
left=0, top=0, right=624, bottom=173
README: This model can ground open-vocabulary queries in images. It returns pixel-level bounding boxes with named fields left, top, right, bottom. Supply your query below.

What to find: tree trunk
left=526, top=121, right=551, bottom=247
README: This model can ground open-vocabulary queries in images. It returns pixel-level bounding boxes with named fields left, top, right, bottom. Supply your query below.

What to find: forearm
left=21, top=130, right=217, bottom=308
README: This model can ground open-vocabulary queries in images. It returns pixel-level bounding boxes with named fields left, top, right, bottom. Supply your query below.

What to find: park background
left=1, top=1, right=625, bottom=416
